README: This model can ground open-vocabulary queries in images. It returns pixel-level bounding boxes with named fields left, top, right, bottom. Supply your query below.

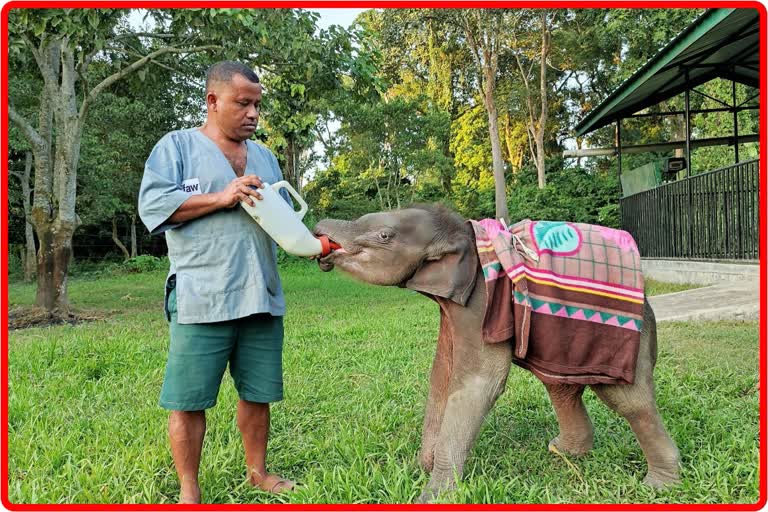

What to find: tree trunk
left=17, top=152, right=37, bottom=282
left=373, top=164, right=385, bottom=210
left=18, top=245, right=26, bottom=277
left=284, top=135, right=300, bottom=193
left=112, top=217, right=131, bottom=261
left=535, top=133, right=546, bottom=188
left=26, top=38, right=83, bottom=316
left=512, top=12, right=551, bottom=190
left=484, top=62, right=509, bottom=222
left=576, top=137, right=583, bottom=168
left=465, top=11, right=509, bottom=222
left=24, top=224, right=37, bottom=283
left=35, top=220, right=75, bottom=314
left=671, top=115, right=686, bottom=158
left=130, top=214, right=138, bottom=258
left=536, top=11, right=550, bottom=189
left=11, top=33, right=216, bottom=317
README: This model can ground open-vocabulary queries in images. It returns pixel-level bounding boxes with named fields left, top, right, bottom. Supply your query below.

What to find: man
left=138, top=61, right=295, bottom=504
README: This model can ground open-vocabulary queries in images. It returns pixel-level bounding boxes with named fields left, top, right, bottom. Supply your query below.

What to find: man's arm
left=168, top=175, right=265, bottom=224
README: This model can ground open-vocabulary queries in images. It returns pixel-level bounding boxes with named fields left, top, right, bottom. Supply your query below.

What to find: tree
left=8, top=9, right=217, bottom=315
left=311, top=93, right=450, bottom=212
left=260, top=20, right=379, bottom=193
left=77, top=91, right=177, bottom=260
left=559, top=9, right=703, bottom=157
left=9, top=152, right=36, bottom=281
left=75, top=52, right=197, bottom=261
left=450, top=106, right=495, bottom=218
left=456, top=9, right=509, bottom=221
left=8, top=7, right=363, bottom=316
left=509, top=10, right=555, bottom=188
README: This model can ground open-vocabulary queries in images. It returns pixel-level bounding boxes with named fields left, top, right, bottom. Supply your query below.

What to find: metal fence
left=620, top=158, right=760, bottom=260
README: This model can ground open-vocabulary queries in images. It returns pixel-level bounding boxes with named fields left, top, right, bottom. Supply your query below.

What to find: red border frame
left=1, top=1, right=766, bottom=510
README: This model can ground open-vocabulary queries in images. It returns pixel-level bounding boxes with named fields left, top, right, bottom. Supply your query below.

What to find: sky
left=312, top=8, right=369, bottom=29
left=127, top=8, right=370, bottom=32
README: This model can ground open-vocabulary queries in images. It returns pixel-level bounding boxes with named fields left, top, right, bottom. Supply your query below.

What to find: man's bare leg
left=237, top=400, right=295, bottom=493
left=169, top=410, right=205, bottom=504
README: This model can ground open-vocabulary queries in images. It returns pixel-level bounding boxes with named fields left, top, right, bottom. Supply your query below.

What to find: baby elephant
left=313, top=204, right=680, bottom=503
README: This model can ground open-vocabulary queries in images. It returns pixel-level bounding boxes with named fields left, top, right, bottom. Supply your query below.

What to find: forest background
left=7, top=8, right=760, bottom=312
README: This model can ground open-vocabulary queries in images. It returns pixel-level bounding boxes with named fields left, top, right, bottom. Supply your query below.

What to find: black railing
left=620, top=158, right=760, bottom=260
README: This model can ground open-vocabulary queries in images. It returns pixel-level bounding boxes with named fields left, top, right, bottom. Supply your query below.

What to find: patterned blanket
left=470, top=218, right=645, bottom=385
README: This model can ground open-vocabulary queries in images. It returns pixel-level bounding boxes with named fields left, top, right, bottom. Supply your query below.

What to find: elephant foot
left=418, top=448, right=434, bottom=474
left=416, top=485, right=452, bottom=504
left=548, top=435, right=593, bottom=457
left=642, top=470, right=680, bottom=489
left=416, top=476, right=456, bottom=503
left=416, top=489, right=436, bottom=504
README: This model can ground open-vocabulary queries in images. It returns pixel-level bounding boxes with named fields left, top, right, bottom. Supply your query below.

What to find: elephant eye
left=378, top=230, right=394, bottom=242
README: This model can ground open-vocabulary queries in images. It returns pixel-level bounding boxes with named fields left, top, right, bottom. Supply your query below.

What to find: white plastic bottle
left=240, top=181, right=335, bottom=257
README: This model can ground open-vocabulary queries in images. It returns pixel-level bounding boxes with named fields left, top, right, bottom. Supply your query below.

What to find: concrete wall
left=642, top=258, right=760, bottom=285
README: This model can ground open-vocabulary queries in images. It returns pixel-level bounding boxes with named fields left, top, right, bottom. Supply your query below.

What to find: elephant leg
left=419, top=314, right=453, bottom=473
left=590, top=301, right=680, bottom=488
left=591, top=382, right=680, bottom=488
left=418, top=338, right=512, bottom=503
left=544, top=383, right=594, bottom=456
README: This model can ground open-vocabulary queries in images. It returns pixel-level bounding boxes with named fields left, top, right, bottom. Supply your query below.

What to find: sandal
left=254, top=473, right=297, bottom=494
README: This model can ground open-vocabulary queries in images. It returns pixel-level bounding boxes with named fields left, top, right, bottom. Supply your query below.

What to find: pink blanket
left=470, top=218, right=645, bottom=385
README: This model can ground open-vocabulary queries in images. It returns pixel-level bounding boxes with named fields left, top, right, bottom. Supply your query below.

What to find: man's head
left=205, top=61, right=262, bottom=142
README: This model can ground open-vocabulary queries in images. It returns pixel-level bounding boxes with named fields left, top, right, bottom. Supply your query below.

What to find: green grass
left=644, top=279, right=702, bottom=297
left=7, top=263, right=760, bottom=505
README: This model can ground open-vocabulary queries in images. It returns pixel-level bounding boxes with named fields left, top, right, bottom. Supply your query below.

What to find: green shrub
left=505, top=159, right=621, bottom=227
left=121, top=255, right=168, bottom=273
left=7, top=244, right=23, bottom=279
left=69, top=255, right=123, bottom=277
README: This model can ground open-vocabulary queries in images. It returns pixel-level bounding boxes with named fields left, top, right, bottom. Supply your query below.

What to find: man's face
left=208, top=73, right=263, bottom=141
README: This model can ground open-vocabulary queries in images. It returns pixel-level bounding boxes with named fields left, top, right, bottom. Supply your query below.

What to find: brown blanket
left=470, top=218, right=645, bottom=385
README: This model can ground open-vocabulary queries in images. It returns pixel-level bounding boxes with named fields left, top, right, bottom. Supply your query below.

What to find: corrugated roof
left=575, top=8, right=760, bottom=136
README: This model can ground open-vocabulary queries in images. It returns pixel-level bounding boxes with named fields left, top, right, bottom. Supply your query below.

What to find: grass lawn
left=6, top=263, right=759, bottom=505
left=644, top=279, right=701, bottom=297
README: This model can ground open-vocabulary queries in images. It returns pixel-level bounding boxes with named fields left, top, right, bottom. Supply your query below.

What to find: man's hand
left=218, top=175, right=265, bottom=208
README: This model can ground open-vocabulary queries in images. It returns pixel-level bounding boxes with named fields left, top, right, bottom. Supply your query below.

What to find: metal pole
left=684, top=71, right=693, bottom=257
left=732, top=79, right=740, bottom=164
left=685, top=74, right=692, bottom=177
left=616, top=119, right=623, bottom=228
left=616, top=120, right=622, bottom=178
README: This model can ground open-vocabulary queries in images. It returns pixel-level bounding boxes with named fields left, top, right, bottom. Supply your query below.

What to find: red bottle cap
left=317, top=235, right=341, bottom=257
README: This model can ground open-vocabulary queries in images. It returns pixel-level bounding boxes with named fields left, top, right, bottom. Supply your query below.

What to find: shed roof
left=575, top=8, right=760, bottom=136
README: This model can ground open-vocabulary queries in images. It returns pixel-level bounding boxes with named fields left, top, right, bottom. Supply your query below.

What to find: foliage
left=7, top=7, right=756, bottom=280
left=449, top=106, right=495, bottom=218
left=7, top=245, right=24, bottom=278
left=121, top=255, right=167, bottom=274
left=6, top=7, right=378, bottom=305
left=305, top=8, right=729, bottom=227
left=7, top=267, right=759, bottom=504
left=506, top=160, right=621, bottom=226
left=256, top=18, right=380, bottom=191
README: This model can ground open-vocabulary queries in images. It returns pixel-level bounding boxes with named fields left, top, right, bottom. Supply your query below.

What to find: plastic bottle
left=240, top=181, right=338, bottom=257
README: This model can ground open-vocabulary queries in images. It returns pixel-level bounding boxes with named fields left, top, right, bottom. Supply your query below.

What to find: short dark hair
left=206, top=61, right=260, bottom=90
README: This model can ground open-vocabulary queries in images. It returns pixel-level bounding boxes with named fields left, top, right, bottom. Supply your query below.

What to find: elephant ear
left=404, top=236, right=479, bottom=306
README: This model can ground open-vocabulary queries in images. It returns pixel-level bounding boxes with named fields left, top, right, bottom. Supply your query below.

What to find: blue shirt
left=138, top=128, right=290, bottom=324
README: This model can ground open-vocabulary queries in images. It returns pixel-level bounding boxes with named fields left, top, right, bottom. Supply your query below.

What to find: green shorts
left=159, top=281, right=284, bottom=411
